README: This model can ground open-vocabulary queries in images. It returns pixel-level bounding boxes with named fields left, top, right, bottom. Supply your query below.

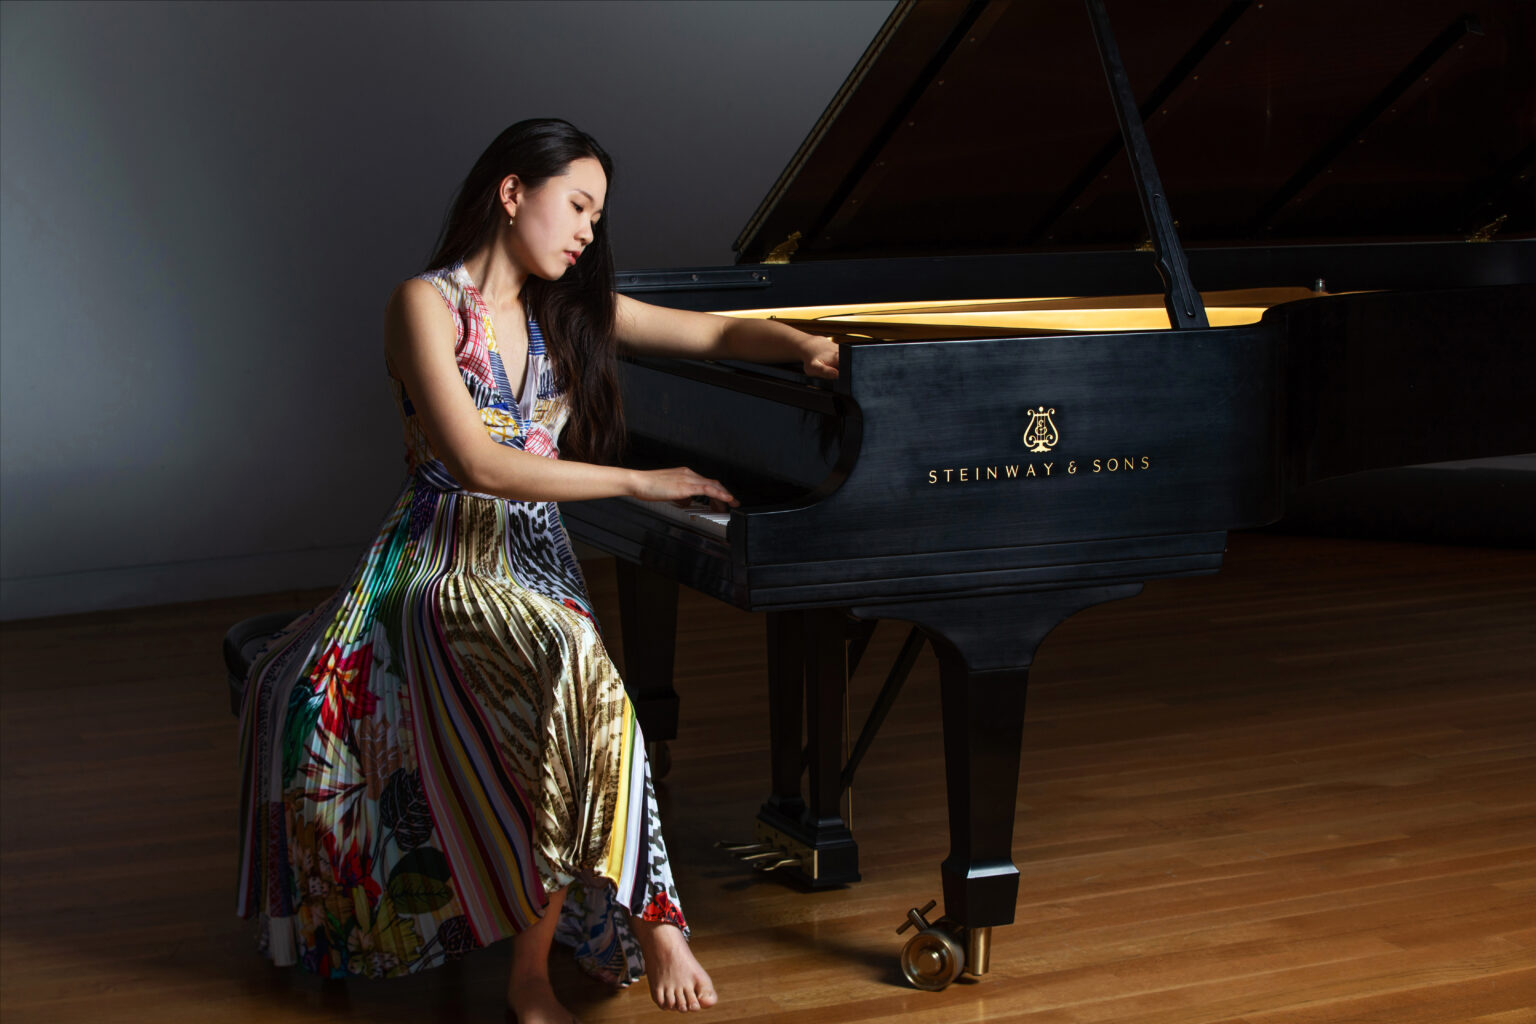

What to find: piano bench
left=222, top=611, right=302, bottom=716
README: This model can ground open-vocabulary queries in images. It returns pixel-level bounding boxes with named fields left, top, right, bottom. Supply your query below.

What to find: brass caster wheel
left=896, top=899, right=966, bottom=991
left=646, top=740, right=672, bottom=779
left=900, top=925, right=966, bottom=990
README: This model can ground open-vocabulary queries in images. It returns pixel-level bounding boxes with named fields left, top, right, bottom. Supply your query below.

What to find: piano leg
left=932, top=651, right=1031, bottom=930
left=805, top=607, right=848, bottom=834
left=754, top=608, right=860, bottom=887
left=856, top=584, right=1141, bottom=978
left=764, top=611, right=806, bottom=821
left=615, top=560, right=680, bottom=776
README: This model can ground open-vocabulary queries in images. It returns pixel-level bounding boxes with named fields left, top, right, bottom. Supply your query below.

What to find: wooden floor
left=1, top=533, right=1533, bottom=1023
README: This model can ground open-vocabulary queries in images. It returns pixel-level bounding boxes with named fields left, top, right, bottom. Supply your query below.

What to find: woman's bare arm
left=383, top=279, right=735, bottom=505
left=614, top=293, right=840, bottom=378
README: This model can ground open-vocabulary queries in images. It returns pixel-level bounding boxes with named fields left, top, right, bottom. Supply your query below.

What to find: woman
left=236, top=119, right=838, bottom=1022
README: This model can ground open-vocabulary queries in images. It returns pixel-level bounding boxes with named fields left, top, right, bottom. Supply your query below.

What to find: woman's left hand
left=800, top=334, right=840, bottom=379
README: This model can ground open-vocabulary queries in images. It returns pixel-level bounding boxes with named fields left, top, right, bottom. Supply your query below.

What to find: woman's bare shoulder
left=385, top=277, right=458, bottom=376
left=387, top=276, right=450, bottom=318
left=387, top=278, right=457, bottom=335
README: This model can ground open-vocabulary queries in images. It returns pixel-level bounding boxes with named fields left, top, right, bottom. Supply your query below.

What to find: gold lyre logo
left=1024, top=406, right=1059, bottom=453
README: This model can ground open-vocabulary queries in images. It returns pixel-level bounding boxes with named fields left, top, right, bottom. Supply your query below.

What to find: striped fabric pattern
left=236, top=265, right=684, bottom=983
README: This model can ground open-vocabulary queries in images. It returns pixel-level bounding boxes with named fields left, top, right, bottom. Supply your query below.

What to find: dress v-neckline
left=455, top=263, right=534, bottom=408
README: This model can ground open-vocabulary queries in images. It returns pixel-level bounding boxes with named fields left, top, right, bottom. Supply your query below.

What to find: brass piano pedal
left=714, top=838, right=803, bottom=873
left=895, top=899, right=969, bottom=991
left=718, top=825, right=823, bottom=880
left=715, top=841, right=773, bottom=854
left=737, top=849, right=789, bottom=863
left=715, top=839, right=786, bottom=870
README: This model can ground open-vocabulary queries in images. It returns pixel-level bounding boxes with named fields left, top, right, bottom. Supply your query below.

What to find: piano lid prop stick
left=1083, top=0, right=1210, bottom=330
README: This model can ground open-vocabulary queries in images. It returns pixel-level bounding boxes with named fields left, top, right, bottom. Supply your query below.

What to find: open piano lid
left=734, top=0, right=1535, bottom=264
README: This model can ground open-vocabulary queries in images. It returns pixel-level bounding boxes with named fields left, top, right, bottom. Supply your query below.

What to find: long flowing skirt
left=236, top=477, right=685, bottom=982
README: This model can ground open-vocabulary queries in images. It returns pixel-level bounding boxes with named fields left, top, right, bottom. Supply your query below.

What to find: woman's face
left=507, top=156, right=607, bottom=281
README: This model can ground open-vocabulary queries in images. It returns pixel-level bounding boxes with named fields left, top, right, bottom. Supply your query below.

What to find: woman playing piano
left=235, top=119, right=837, bottom=1022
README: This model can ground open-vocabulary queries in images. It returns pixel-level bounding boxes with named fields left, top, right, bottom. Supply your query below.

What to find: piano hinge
left=763, top=231, right=802, bottom=264
left=1467, top=214, right=1506, bottom=243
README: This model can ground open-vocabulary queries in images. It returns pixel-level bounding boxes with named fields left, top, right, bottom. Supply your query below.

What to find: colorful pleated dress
left=236, top=262, right=685, bottom=983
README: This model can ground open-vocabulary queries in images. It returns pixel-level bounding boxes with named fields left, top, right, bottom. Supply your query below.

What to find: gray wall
left=0, top=0, right=896, bottom=619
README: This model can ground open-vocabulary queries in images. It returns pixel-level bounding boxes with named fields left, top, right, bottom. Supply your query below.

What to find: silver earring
left=508, top=216, right=516, bottom=226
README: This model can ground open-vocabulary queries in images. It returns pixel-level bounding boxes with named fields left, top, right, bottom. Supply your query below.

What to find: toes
left=652, top=974, right=718, bottom=1013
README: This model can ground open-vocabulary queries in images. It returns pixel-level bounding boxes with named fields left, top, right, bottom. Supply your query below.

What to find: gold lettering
left=918, top=456, right=1154, bottom=483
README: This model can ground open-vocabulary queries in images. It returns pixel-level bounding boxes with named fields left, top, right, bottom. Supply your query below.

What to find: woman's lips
left=565, top=251, right=579, bottom=265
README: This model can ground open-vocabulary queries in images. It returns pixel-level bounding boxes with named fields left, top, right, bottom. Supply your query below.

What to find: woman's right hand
left=631, top=467, right=738, bottom=508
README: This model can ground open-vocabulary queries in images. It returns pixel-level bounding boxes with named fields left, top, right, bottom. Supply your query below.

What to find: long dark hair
left=426, top=118, right=623, bottom=464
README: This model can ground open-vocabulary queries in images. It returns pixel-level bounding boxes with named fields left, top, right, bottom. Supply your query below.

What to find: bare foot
left=633, top=919, right=717, bottom=1012
left=507, top=974, right=579, bottom=1024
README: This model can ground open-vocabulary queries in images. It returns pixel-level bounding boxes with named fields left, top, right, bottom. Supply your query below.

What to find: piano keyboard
left=615, top=497, right=731, bottom=539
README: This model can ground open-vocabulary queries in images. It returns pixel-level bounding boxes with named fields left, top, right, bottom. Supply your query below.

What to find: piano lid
left=734, top=0, right=1536, bottom=263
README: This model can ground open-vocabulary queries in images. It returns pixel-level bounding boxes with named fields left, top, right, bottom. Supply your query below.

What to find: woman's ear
left=500, top=174, right=523, bottom=220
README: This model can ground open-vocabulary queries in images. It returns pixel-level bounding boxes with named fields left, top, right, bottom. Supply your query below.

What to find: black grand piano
left=562, top=0, right=1536, bottom=990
